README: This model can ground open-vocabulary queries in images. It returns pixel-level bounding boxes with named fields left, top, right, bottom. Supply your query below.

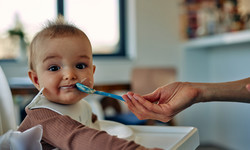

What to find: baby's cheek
left=80, top=92, right=89, bottom=99
left=80, top=78, right=94, bottom=88
left=45, top=77, right=60, bottom=89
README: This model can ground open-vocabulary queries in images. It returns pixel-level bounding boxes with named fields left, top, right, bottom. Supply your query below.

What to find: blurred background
left=1, top=0, right=250, bottom=149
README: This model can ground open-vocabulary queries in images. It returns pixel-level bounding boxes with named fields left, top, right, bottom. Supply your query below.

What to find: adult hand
left=122, top=82, right=200, bottom=122
left=123, top=78, right=250, bottom=122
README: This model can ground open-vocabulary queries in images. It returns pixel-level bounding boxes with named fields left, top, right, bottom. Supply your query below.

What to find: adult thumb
left=142, top=91, right=160, bottom=102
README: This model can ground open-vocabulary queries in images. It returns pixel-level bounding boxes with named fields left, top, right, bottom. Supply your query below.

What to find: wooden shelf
left=184, top=30, right=250, bottom=49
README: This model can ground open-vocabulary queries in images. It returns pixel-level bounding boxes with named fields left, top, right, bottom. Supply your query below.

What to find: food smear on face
left=81, top=78, right=87, bottom=83
left=76, top=83, right=95, bottom=94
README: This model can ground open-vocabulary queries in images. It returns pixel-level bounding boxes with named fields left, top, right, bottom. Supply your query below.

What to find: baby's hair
left=28, top=17, right=90, bottom=71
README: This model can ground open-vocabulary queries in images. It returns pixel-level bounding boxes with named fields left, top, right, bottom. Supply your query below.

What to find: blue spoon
left=76, top=83, right=124, bottom=102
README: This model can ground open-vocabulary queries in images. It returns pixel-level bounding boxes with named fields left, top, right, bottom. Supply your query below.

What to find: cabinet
left=180, top=29, right=250, bottom=82
left=180, top=0, right=250, bottom=39
left=177, top=30, right=250, bottom=149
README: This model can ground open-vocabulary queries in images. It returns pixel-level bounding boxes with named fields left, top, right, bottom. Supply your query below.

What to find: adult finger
left=142, top=89, right=161, bottom=103
left=122, top=93, right=137, bottom=111
left=134, top=93, right=173, bottom=115
left=133, top=94, right=175, bottom=122
left=126, top=93, right=165, bottom=120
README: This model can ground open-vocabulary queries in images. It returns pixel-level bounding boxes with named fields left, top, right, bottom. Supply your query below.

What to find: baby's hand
left=91, top=113, right=100, bottom=130
left=92, top=113, right=98, bottom=123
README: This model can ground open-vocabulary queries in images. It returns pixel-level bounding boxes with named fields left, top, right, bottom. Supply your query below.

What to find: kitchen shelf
left=184, top=30, right=250, bottom=49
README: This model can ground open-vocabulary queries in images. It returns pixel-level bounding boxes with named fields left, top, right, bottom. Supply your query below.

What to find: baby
left=17, top=19, right=156, bottom=150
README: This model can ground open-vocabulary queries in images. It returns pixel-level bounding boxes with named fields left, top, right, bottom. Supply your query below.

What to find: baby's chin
left=50, top=95, right=86, bottom=105
left=52, top=99, right=80, bottom=105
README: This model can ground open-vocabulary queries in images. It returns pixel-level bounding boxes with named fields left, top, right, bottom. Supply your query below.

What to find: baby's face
left=30, top=35, right=95, bottom=104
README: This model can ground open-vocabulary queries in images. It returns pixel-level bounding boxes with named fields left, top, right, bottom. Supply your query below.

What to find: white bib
left=27, top=93, right=99, bottom=129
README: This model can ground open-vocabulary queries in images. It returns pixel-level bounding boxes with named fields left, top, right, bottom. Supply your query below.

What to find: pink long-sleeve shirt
left=18, top=108, right=143, bottom=150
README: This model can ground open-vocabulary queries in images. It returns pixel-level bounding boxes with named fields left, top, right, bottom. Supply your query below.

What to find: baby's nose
left=63, top=69, right=76, bottom=80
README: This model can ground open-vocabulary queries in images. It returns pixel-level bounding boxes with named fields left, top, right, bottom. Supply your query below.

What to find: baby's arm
left=19, top=108, right=156, bottom=150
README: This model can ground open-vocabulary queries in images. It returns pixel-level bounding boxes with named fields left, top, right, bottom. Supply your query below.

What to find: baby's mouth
left=60, top=84, right=76, bottom=90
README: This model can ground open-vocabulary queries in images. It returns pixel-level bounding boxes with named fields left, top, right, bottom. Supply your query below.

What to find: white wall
left=94, top=0, right=181, bottom=84
left=178, top=38, right=250, bottom=149
left=0, top=0, right=181, bottom=85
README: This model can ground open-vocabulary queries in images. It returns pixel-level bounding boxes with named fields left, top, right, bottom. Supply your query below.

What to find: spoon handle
left=94, top=90, right=124, bottom=102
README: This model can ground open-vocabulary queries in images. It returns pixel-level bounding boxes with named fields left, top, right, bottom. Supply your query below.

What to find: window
left=63, top=0, right=126, bottom=57
left=0, top=0, right=126, bottom=60
left=0, top=0, right=56, bottom=60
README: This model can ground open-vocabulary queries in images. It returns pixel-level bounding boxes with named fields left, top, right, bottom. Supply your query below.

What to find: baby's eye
left=76, top=63, right=86, bottom=69
left=48, top=65, right=60, bottom=71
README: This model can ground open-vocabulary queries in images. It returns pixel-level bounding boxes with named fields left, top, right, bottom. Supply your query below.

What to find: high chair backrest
left=0, top=66, right=17, bottom=135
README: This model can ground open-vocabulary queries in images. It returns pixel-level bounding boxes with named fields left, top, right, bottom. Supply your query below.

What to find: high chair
left=0, top=66, right=43, bottom=150
left=0, top=66, right=17, bottom=135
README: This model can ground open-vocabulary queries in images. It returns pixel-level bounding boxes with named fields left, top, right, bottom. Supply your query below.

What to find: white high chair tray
left=128, top=125, right=199, bottom=150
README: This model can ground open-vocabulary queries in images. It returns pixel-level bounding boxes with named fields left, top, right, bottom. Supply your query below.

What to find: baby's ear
left=93, top=65, right=96, bottom=74
left=28, top=70, right=40, bottom=90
